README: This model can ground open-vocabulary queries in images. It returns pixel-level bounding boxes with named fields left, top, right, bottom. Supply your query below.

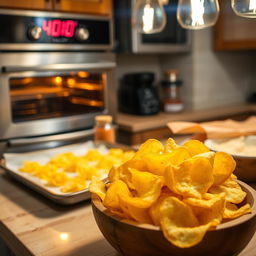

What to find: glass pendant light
left=133, top=0, right=167, bottom=34
left=177, top=0, right=220, bottom=30
left=232, top=0, right=256, bottom=17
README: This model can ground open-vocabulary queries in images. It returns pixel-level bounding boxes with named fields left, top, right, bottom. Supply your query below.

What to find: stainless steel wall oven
left=0, top=9, right=116, bottom=151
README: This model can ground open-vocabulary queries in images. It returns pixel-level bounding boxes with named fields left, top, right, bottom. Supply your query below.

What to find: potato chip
left=164, top=138, right=178, bottom=153
left=183, top=140, right=210, bottom=156
left=50, top=152, right=77, bottom=172
left=149, top=193, right=174, bottom=226
left=209, top=176, right=246, bottom=204
left=135, top=139, right=164, bottom=158
left=165, top=157, right=214, bottom=198
left=90, top=177, right=106, bottom=201
left=47, top=171, right=68, bottom=187
left=103, top=180, right=132, bottom=210
left=142, top=147, right=191, bottom=176
left=61, top=177, right=87, bottom=193
left=212, top=152, right=236, bottom=186
left=127, top=168, right=163, bottom=203
left=108, top=159, right=148, bottom=188
left=103, top=180, right=152, bottom=223
left=119, top=195, right=153, bottom=224
left=19, top=161, right=43, bottom=175
left=160, top=197, right=210, bottom=248
left=223, top=202, right=252, bottom=219
left=184, top=193, right=225, bottom=226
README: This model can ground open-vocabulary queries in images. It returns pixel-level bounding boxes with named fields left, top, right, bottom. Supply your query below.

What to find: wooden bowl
left=205, top=138, right=256, bottom=182
left=91, top=181, right=256, bottom=256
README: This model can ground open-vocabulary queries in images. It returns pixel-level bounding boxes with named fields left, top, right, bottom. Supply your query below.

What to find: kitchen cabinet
left=214, top=0, right=256, bottom=50
left=0, top=0, right=52, bottom=10
left=53, top=0, right=112, bottom=16
left=0, top=0, right=112, bottom=16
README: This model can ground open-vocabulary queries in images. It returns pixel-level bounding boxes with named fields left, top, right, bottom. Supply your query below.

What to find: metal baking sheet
left=0, top=141, right=127, bottom=205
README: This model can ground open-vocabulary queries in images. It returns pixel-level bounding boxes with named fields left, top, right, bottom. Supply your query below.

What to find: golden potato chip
left=127, top=168, right=163, bottom=203
left=165, top=157, right=214, bottom=198
left=19, top=161, right=43, bottom=175
left=48, top=171, right=68, bottom=187
left=89, top=177, right=106, bottom=201
left=149, top=193, right=174, bottom=226
left=103, top=180, right=132, bottom=210
left=141, top=147, right=191, bottom=176
left=50, top=152, right=77, bottom=172
left=35, top=163, right=59, bottom=181
left=119, top=195, right=153, bottom=224
left=160, top=197, right=210, bottom=248
left=183, top=140, right=210, bottom=156
left=184, top=193, right=225, bottom=226
left=209, top=176, right=246, bottom=204
left=164, top=138, right=178, bottom=153
left=108, top=159, right=148, bottom=188
left=135, top=139, right=164, bottom=158
left=103, top=180, right=152, bottom=223
left=84, top=149, right=102, bottom=161
left=61, top=177, right=87, bottom=193
left=223, top=202, right=252, bottom=219
left=212, top=152, right=236, bottom=186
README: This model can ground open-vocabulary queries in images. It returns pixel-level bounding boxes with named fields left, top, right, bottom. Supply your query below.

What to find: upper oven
left=0, top=9, right=116, bottom=143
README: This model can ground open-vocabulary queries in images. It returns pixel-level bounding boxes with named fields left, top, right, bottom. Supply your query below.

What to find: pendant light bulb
left=133, top=0, right=167, bottom=34
left=232, top=0, right=256, bottom=18
left=177, top=0, right=220, bottom=30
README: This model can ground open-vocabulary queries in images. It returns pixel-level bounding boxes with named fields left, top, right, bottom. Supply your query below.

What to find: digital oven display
left=0, top=14, right=110, bottom=45
left=42, top=20, right=78, bottom=38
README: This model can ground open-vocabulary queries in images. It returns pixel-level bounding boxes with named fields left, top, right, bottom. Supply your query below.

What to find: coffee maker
left=118, top=72, right=160, bottom=116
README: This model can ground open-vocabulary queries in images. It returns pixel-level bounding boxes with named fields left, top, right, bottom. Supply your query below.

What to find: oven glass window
left=10, top=71, right=106, bottom=122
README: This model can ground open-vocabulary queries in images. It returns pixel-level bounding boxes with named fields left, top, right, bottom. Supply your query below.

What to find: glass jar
left=94, top=115, right=115, bottom=143
left=161, top=70, right=184, bottom=113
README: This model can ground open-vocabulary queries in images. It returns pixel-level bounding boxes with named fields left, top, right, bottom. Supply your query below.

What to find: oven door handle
left=8, top=129, right=95, bottom=146
left=3, top=62, right=116, bottom=72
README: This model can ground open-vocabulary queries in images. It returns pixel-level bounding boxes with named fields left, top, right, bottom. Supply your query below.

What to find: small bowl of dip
left=205, top=136, right=256, bottom=182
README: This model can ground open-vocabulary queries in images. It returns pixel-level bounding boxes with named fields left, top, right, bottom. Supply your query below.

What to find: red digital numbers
left=42, top=20, right=78, bottom=38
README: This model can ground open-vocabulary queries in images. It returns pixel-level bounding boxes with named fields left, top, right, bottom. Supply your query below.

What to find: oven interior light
left=55, top=76, right=63, bottom=85
left=67, top=78, right=76, bottom=87
left=78, top=71, right=90, bottom=78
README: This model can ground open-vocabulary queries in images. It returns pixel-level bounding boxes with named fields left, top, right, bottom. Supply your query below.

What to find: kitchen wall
left=161, top=29, right=255, bottom=110
left=116, top=54, right=162, bottom=84
left=116, top=29, right=255, bottom=111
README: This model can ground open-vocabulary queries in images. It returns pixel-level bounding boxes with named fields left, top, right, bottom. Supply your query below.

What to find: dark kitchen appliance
left=114, top=0, right=191, bottom=54
left=0, top=9, right=116, bottom=154
left=118, top=72, right=160, bottom=115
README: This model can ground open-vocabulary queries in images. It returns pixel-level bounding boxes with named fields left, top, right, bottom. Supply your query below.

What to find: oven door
left=0, top=59, right=116, bottom=141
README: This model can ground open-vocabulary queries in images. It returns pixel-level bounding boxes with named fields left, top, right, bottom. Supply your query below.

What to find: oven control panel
left=0, top=10, right=112, bottom=50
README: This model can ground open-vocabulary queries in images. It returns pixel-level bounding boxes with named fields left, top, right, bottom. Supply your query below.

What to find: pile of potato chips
left=90, top=138, right=252, bottom=248
left=19, top=148, right=134, bottom=193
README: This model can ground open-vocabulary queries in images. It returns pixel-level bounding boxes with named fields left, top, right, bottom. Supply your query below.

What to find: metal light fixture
left=232, top=0, right=256, bottom=17
left=133, top=0, right=167, bottom=34
left=177, top=0, right=220, bottom=30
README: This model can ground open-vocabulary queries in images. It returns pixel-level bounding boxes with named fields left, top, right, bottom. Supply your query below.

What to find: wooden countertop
left=0, top=169, right=256, bottom=256
left=116, top=103, right=256, bottom=133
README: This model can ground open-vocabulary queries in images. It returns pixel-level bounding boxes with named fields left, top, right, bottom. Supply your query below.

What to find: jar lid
left=95, top=115, right=113, bottom=123
left=161, top=80, right=183, bottom=87
left=164, top=70, right=179, bottom=82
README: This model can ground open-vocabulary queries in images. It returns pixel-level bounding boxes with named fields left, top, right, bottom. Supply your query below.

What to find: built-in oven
left=0, top=9, right=116, bottom=153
